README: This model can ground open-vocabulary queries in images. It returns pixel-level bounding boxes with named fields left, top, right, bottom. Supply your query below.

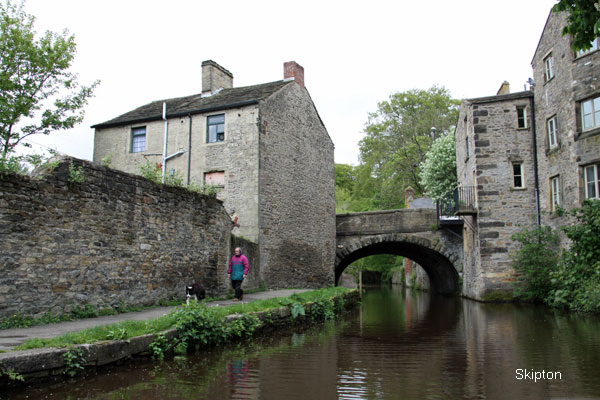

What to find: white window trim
left=544, top=54, right=554, bottom=82
left=516, top=106, right=527, bottom=129
left=585, top=164, right=600, bottom=200
left=547, top=116, right=558, bottom=149
left=512, top=162, right=525, bottom=189
left=551, top=176, right=561, bottom=210
left=581, top=96, right=600, bottom=131
left=577, top=38, right=599, bottom=57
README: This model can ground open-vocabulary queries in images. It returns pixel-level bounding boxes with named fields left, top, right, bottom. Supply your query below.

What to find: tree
left=359, top=86, right=459, bottom=209
left=419, top=128, right=457, bottom=202
left=0, top=0, right=98, bottom=161
left=553, top=0, right=600, bottom=51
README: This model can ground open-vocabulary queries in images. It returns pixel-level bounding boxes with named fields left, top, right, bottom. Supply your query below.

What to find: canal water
left=9, top=286, right=600, bottom=399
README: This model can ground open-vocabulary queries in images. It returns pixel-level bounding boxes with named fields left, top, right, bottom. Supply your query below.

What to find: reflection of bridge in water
left=335, top=208, right=463, bottom=294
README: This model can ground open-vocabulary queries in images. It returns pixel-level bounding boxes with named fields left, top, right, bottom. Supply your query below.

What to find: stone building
left=92, top=60, right=336, bottom=289
left=455, top=9, right=600, bottom=300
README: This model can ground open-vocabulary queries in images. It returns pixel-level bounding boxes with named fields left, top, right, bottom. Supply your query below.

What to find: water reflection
left=8, top=287, right=600, bottom=399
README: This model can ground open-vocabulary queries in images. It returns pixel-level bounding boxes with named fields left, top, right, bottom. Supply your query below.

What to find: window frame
left=584, top=164, right=600, bottom=200
left=551, top=176, right=561, bottom=211
left=516, top=106, right=527, bottom=129
left=131, top=126, right=146, bottom=153
left=512, top=162, right=525, bottom=189
left=544, top=54, right=554, bottom=82
left=581, top=95, right=600, bottom=131
left=206, top=114, right=225, bottom=143
left=547, top=115, right=558, bottom=149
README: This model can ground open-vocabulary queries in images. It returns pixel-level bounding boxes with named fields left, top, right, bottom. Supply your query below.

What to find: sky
left=15, top=0, right=559, bottom=166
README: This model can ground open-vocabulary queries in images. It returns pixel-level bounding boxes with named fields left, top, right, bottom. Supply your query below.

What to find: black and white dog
left=186, top=282, right=206, bottom=305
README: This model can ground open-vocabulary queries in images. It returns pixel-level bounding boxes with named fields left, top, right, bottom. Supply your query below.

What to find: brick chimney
left=284, top=61, right=305, bottom=88
left=202, top=60, right=233, bottom=93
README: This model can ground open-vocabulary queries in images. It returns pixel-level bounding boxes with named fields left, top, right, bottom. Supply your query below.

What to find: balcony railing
left=436, top=186, right=477, bottom=221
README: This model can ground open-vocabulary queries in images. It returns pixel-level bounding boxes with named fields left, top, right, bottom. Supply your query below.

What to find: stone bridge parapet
left=336, top=209, right=463, bottom=294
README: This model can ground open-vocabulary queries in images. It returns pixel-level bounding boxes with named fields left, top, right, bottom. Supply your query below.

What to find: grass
left=13, top=287, right=351, bottom=351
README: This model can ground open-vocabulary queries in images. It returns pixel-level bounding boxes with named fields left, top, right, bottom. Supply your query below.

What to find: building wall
left=93, top=105, right=261, bottom=241
left=258, top=83, right=336, bottom=288
left=532, top=10, right=600, bottom=233
left=0, top=158, right=232, bottom=318
left=455, top=95, right=537, bottom=299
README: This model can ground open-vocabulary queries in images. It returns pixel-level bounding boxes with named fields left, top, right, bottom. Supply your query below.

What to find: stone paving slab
left=0, top=289, right=311, bottom=352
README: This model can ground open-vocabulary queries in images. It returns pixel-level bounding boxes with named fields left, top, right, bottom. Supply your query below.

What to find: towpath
left=0, top=289, right=311, bottom=352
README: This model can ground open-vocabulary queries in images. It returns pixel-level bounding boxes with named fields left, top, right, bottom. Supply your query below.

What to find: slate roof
left=92, top=80, right=293, bottom=129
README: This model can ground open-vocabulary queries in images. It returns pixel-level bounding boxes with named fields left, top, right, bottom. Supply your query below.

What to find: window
left=131, top=127, right=146, bottom=153
left=582, top=96, right=600, bottom=131
left=512, top=163, right=524, bottom=188
left=465, top=136, right=470, bottom=159
left=547, top=116, right=558, bottom=149
left=516, top=106, right=527, bottom=128
left=585, top=164, right=600, bottom=199
left=551, top=176, right=561, bottom=210
left=577, top=38, right=599, bottom=56
left=544, top=54, right=554, bottom=82
left=207, top=114, right=225, bottom=143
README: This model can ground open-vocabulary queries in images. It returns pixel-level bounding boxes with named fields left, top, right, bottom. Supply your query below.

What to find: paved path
left=0, top=289, right=311, bottom=352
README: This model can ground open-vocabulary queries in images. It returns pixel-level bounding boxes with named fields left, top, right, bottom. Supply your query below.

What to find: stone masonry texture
left=0, top=158, right=232, bottom=319
left=258, top=83, right=336, bottom=289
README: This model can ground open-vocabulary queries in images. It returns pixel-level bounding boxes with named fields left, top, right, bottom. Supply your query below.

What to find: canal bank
left=0, top=289, right=360, bottom=390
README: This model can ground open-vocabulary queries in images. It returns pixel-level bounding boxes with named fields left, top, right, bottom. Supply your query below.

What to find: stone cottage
left=454, top=9, right=600, bottom=300
left=92, top=60, right=336, bottom=289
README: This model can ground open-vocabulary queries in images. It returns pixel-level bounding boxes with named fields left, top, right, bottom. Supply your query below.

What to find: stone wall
left=0, top=158, right=232, bottom=318
left=259, top=83, right=336, bottom=288
left=93, top=104, right=261, bottom=242
left=532, top=10, right=600, bottom=234
left=455, top=93, right=538, bottom=300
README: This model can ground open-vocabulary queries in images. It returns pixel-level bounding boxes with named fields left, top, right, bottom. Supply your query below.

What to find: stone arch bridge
left=336, top=209, right=463, bottom=294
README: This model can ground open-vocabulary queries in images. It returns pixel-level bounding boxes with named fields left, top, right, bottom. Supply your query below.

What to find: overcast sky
left=17, top=0, right=558, bottom=166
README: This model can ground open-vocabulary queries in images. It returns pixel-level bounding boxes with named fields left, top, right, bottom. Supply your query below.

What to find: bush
left=511, top=225, right=560, bottom=302
left=548, top=200, right=600, bottom=311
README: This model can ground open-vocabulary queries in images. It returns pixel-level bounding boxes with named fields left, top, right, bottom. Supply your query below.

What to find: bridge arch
left=335, top=233, right=460, bottom=294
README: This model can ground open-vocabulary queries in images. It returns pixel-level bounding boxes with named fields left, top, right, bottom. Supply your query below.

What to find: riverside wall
left=0, top=157, right=233, bottom=319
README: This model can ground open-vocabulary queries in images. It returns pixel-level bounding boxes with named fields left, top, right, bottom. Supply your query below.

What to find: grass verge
left=13, top=287, right=350, bottom=351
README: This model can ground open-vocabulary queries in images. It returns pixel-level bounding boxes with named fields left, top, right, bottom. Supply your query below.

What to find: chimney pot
left=284, top=61, right=305, bottom=88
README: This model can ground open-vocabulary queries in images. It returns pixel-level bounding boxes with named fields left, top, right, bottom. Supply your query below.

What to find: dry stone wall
left=0, top=158, right=232, bottom=318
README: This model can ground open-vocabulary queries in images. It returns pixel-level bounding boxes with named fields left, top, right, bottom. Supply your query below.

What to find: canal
left=9, top=286, right=600, bottom=399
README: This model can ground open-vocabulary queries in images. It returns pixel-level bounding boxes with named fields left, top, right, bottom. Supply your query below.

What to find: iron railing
left=436, top=186, right=477, bottom=220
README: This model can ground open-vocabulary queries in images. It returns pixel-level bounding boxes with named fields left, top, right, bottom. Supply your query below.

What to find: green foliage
left=511, top=226, right=560, bottom=302
left=0, top=0, right=99, bottom=159
left=419, top=128, right=458, bottom=202
left=172, top=302, right=261, bottom=353
left=71, top=304, right=99, bottom=319
left=512, top=200, right=600, bottom=312
left=549, top=200, right=600, bottom=311
left=149, top=333, right=169, bottom=361
left=62, top=347, right=86, bottom=376
left=346, top=254, right=404, bottom=283
left=359, top=86, right=459, bottom=206
left=68, top=161, right=85, bottom=184
left=553, top=0, right=600, bottom=52
left=101, top=153, right=113, bottom=168
left=0, top=364, right=24, bottom=382
left=106, top=327, right=127, bottom=341
left=137, top=160, right=218, bottom=196
left=310, top=297, right=336, bottom=322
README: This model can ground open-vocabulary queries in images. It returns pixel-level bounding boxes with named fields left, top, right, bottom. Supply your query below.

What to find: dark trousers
left=231, top=279, right=244, bottom=300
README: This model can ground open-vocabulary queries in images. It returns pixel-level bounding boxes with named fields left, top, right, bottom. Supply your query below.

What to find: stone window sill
left=576, top=126, right=600, bottom=140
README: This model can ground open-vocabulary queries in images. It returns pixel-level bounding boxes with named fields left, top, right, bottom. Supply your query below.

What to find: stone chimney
left=496, top=81, right=510, bottom=95
left=202, top=60, right=233, bottom=93
left=284, top=61, right=305, bottom=88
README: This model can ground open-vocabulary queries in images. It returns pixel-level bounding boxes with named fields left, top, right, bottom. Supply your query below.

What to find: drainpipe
left=529, top=94, right=541, bottom=228
left=187, top=113, right=192, bottom=185
left=162, top=102, right=168, bottom=184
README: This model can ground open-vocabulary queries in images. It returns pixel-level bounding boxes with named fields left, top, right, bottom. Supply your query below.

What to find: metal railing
left=436, top=186, right=477, bottom=220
